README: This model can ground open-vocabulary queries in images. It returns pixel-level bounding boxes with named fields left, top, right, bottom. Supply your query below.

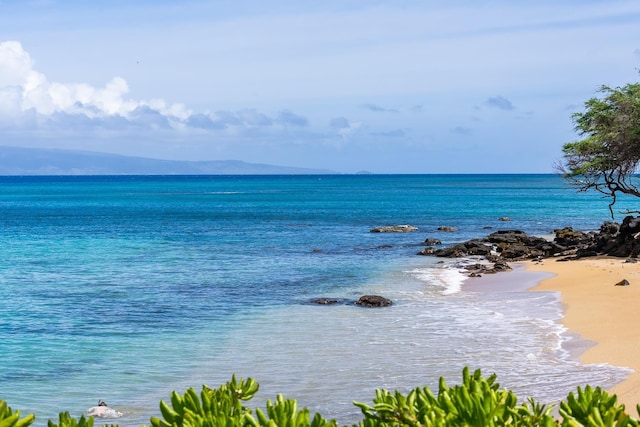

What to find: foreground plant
left=0, top=399, right=35, bottom=427
left=559, top=385, right=640, bottom=426
left=47, top=412, right=94, bottom=427
left=149, top=374, right=336, bottom=427
left=353, top=366, right=555, bottom=426
left=149, top=375, right=259, bottom=427
left=3, top=368, right=640, bottom=426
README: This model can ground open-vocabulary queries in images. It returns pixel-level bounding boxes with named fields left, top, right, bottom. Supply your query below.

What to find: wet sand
left=526, top=257, right=640, bottom=411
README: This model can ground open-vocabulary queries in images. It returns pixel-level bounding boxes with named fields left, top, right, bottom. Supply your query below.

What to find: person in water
left=87, top=400, right=123, bottom=418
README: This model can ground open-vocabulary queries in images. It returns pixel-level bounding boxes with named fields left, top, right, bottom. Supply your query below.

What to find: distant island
left=0, top=146, right=337, bottom=175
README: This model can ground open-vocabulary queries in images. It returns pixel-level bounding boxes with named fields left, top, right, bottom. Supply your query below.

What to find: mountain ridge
left=0, top=146, right=337, bottom=175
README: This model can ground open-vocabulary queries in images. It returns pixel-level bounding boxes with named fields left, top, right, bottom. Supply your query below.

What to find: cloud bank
left=0, top=42, right=180, bottom=122
left=0, top=41, right=309, bottom=136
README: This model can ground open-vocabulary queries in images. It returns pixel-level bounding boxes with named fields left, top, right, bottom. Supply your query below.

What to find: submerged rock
left=423, top=238, right=442, bottom=246
left=370, top=224, right=418, bottom=233
left=310, top=298, right=339, bottom=305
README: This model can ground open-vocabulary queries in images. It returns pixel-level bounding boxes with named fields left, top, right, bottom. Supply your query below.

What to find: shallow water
left=0, top=175, right=629, bottom=426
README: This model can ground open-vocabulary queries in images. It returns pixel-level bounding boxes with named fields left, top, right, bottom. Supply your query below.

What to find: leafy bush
left=3, top=368, right=640, bottom=427
left=0, top=399, right=35, bottom=427
left=47, top=412, right=93, bottom=427
left=149, top=374, right=336, bottom=427
left=559, top=385, right=640, bottom=426
left=353, top=366, right=556, bottom=426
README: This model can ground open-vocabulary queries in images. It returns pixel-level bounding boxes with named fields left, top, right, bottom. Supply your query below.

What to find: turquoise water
left=0, top=175, right=629, bottom=426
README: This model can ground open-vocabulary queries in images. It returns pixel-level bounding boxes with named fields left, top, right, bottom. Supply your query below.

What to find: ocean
left=0, top=174, right=630, bottom=426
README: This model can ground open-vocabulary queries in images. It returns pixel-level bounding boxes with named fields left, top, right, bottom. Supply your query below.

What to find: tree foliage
left=560, top=80, right=640, bottom=217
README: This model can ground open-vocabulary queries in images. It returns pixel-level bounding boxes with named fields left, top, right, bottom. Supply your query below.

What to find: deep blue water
left=0, top=175, right=630, bottom=426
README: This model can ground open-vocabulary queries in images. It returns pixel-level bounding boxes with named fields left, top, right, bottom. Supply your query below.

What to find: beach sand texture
left=527, top=257, right=640, bottom=411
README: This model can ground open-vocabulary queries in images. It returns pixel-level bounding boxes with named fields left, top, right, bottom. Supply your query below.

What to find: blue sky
left=0, top=1, right=639, bottom=173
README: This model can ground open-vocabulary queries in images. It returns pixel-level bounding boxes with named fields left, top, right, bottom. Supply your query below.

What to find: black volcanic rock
left=426, top=216, right=640, bottom=267
left=355, top=295, right=393, bottom=307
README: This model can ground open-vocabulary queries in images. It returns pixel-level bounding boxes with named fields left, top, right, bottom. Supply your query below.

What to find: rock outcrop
left=425, top=229, right=565, bottom=260
left=419, top=216, right=640, bottom=263
left=578, top=217, right=640, bottom=258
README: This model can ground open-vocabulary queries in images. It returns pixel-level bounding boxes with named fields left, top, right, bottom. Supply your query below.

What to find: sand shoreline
left=526, top=256, right=640, bottom=411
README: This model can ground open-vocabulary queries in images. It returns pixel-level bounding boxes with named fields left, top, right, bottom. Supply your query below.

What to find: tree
left=559, top=80, right=640, bottom=217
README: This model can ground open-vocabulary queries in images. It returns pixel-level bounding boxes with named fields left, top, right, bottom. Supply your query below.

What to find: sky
left=0, top=1, right=639, bottom=174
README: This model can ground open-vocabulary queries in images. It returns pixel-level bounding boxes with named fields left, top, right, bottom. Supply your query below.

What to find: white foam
left=406, top=265, right=467, bottom=295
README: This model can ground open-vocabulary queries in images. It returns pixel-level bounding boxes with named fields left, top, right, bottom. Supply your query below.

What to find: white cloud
left=0, top=41, right=192, bottom=128
left=0, top=41, right=33, bottom=86
left=1, top=42, right=123, bottom=117
left=0, top=41, right=314, bottom=138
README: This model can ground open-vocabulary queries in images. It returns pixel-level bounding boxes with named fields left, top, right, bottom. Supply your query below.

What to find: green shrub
left=149, top=374, right=336, bottom=427
left=149, top=375, right=259, bottom=427
left=0, top=399, right=36, bottom=427
left=3, top=368, right=640, bottom=427
left=559, top=385, right=639, bottom=426
left=46, top=412, right=94, bottom=427
left=511, top=398, right=556, bottom=427
left=353, top=366, right=556, bottom=426
left=255, top=394, right=337, bottom=427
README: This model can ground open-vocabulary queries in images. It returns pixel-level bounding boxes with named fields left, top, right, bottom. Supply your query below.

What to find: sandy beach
left=526, top=257, right=640, bottom=411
